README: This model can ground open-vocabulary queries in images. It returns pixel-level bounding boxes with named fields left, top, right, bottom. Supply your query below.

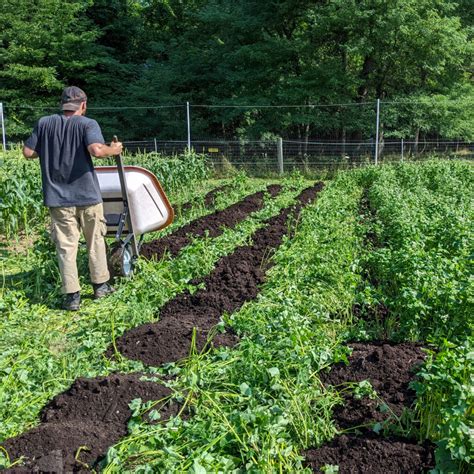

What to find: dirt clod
left=322, top=342, right=426, bottom=428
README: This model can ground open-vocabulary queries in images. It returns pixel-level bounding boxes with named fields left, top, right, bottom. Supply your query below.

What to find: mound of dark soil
left=141, top=184, right=282, bottom=260
left=303, top=433, right=434, bottom=473
left=113, top=183, right=324, bottom=367
left=180, top=184, right=231, bottom=213
left=322, top=342, right=426, bottom=428
left=2, top=374, right=178, bottom=472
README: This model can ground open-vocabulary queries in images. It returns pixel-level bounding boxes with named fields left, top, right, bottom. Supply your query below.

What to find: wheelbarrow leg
left=109, top=141, right=140, bottom=277
left=115, top=151, right=139, bottom=259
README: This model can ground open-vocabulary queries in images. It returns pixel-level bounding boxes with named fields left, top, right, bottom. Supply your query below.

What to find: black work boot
left=63, top=291, right=81, bottom=311
left=93, top=282, right=116, bottom=300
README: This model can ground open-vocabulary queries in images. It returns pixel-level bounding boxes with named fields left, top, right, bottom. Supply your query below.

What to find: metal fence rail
left=122, top=138, right=473, bottom=174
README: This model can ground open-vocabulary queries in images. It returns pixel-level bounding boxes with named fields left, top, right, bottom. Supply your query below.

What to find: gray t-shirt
left=25, top=114, right=105, bottom=208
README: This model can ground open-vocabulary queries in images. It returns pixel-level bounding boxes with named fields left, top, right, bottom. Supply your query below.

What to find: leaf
left=267, top=367, right=280, bottom=377
left=239, top=382, right=252, bottom=396
left=192, top=459, right=207, bottom=474
left=148, top=409, right=161, bottom=421
left=373, top=422, right=383, bottom=434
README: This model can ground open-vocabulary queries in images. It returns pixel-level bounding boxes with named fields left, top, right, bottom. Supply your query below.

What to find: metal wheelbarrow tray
left=96, top=159, right=174, bottom=276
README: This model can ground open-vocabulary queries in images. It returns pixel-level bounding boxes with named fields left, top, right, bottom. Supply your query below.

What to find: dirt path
left=141, top=184, right=282, bottom=260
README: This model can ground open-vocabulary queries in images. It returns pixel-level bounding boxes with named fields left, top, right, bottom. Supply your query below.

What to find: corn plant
left=0, top=150, right=45, bottom=238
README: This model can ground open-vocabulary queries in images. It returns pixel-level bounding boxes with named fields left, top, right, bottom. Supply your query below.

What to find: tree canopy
left=1, top=0, right=473, bottom=141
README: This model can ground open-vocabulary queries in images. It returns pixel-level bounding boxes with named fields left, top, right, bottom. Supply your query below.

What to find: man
left=23, top=86, right=123, bottom=311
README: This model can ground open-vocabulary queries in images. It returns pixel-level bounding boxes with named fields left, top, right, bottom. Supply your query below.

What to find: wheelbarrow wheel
left=109, top=242, right=135, bottom=278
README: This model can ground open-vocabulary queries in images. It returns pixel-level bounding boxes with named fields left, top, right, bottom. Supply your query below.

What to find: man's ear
left=81, top=101, right=87, bottom=115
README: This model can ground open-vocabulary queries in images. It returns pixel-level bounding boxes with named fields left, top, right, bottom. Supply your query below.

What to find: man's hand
left=23, top=145, right=38, bottom=159
left=88, top=141, right=123, bottom=158
left=110, top=140, right=123, bottom=155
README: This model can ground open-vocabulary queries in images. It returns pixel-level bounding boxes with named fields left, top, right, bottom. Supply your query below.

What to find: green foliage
left=0, top=149, right=210, bottom=237
left=124, top=151, right=210, bottom=194
left=413, top=339, right=474, bottom=473
left=0, top=0, right=105, bottom=137
left=2, top=0, right=473, bottom=140
left=358, top=160, right=473, bottom=342
left=0, top=149, right=45, bottom=238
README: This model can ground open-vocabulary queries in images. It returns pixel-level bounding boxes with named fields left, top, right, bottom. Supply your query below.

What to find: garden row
left=1, top=160, right=472, bottom=472
left=2, top=180, right=325, bottom=470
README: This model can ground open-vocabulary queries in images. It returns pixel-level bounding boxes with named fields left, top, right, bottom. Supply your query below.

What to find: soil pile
left=303, top=342, right=434, bottom=472
left=141, top=184, right=282, bottom=260
left=113, top=182, right=324, bottom=366
left=2, top=374, right=178, bottom=472
left=304, top=433, right=434, bottom=473
left=322, top=342, right=426, bottom=428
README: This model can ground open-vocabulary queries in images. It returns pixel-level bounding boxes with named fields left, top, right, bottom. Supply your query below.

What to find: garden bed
left=141, top=184, right=282, bottom=260
left=113, top=183, right=323, bottom=366
left=2, top=183, right=323, bottom=471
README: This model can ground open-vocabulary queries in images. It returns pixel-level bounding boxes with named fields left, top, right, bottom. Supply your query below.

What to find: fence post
left=401, top=138, right=404, bottom=162
left=374, top=98, right=380, bottom=165
left=277, top=137, right=284, bottom=174
left=154, top=137, right=158, bottom=153
left=186, top=101, right=191, bottom=151
left=0, top=102, right=6, bottom=151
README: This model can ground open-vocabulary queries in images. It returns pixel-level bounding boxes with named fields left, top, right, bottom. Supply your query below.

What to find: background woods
left=1, top=0, right=473, bottom=141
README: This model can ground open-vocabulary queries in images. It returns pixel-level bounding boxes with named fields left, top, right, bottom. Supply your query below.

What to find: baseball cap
left=61, top=86, right=87, bottom=111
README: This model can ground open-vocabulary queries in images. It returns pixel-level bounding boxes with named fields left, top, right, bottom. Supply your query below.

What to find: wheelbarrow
left=95, top=145, right=174, bottom=277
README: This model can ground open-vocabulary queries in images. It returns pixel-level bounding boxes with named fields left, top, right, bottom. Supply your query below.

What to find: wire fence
left=121, top=138, right=473, bottom=174
left=1, top=99, right=473, bottom=174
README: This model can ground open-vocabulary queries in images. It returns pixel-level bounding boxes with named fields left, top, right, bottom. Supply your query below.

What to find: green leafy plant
left=413, top=338, right=474, bottom=473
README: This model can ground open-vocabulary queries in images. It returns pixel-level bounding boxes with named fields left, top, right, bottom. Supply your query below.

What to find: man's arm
left=88, top=141, right=123, bottom=158
left=23, top=145, right=38, bottom=159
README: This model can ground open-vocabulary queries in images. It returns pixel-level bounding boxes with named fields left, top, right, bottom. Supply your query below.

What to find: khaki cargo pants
left=50, top=203, right=110, bottom=294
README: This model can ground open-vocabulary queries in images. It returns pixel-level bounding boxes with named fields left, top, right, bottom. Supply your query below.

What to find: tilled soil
left=304, top=343, right=434, bottom=472
left=2, top=374, right=178, bottom=472
left=180, top=184, right=231, bottom=213
left=141, top=184, right=282, bottom=260
left=113, top=182, right=324, bottom=366
left=304, top=433, right=435, bottom=473
left=322, top=342, right=426, bottom=428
